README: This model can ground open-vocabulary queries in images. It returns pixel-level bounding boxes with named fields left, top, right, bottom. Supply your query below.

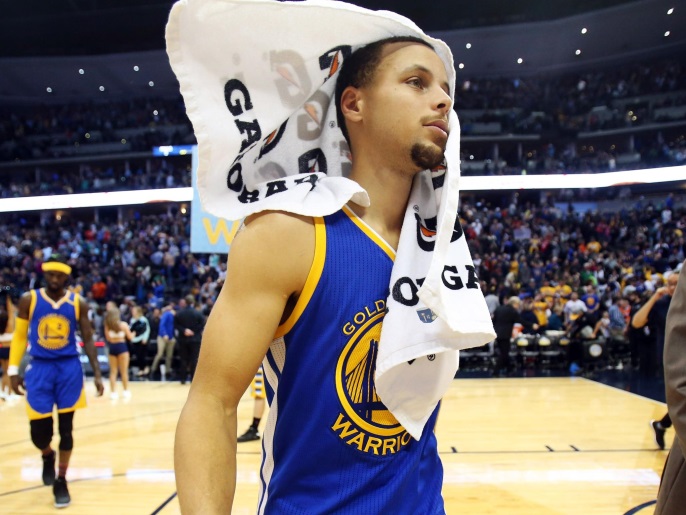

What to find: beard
left=410, top=142, right=445, bottom=170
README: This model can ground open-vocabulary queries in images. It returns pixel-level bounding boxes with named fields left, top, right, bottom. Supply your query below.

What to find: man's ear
left=340, top=86, right=363, bottom=124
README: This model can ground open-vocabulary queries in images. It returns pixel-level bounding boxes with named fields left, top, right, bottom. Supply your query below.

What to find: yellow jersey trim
left=38, top=289, right=71, bottom=310
left=57, top=386, right=88, bottom=413
left=342, top=205, right=396, bottom=262
left=26, top=403, right=54, bottom=421
left=73, top=293, right=80, bottom=321
left=28, top=290, right=37, bottom=321
left=274, top=217, right=326, bottom=339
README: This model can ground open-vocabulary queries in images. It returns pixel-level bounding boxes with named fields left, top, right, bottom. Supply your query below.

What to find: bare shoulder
left=242, top=210, right=314, bottom=242
left=17, top=291, right=32, bottom=318
left=230, top=211, right=315, bottom=296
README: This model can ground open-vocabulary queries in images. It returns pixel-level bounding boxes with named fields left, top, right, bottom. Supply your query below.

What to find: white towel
left=166, top=0, right=496, bottom=439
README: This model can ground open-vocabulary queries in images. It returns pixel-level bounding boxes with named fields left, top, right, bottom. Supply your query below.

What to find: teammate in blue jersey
left=9, top=255, right=104, bottom=509
left=175, top=36, right=452, bottom=513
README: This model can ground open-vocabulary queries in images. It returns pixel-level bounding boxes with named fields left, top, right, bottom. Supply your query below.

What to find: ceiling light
left=667, top=8, right=674, bottom=15
left=133, top=65, right=140, bottom=71
left=153, top=110, right=159, bottom=115
left=458, top=63, right=464, bottom=69
left=121, top=139, right=127, bottom=144
left=85, top=133, right=91, bottom=139
left=78, top=69, right=85, bottom=75
left=665, top=31, right=671, bottom=37
left=581, top=28, right=588, bottom=34
left=99, top=86, right=105, bottom=91
left=149, top=81, right=155, bottom=87
left=465, top=43, right=471, bottom=49
left=46, top=87, right=52, bottom=93
left=517, top=58, right=523, bottom=64
left=575, top=49, right=581, bottom=56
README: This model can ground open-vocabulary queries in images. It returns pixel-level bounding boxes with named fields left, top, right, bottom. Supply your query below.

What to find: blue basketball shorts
left=24, top=357, right=86, bottom=420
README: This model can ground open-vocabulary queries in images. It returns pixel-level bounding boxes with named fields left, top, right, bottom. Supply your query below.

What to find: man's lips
left=425, top=120, right=449, bottom=137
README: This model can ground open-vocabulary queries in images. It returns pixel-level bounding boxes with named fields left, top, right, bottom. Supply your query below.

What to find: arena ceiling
left=0, top=0, right=639, bottom=57
left=0, top=0, right=684, bottom=104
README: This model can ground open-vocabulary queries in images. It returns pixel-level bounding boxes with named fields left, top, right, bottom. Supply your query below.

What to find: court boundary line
left=579, top=376, right=667, bottom=406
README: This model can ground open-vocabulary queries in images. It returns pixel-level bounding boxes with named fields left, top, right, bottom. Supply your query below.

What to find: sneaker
left=650, top=420, right=666, bottom=450
left=122, top=390, right=132, bottom=400
left=42, top=451, right=56, bottom=486
left=237, top=426, right=260, bottom=443
left=53, top=477, right=71, bottom=508
left=109, top=392, right=119, bottom=400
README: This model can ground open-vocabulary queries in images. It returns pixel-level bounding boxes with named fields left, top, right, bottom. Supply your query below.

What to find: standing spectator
left=174, top=295, right=204, bottom=384
left=130, top=306, right=151, bottom=378
left=655, top=262, right=686, bottom=514
left=632, top=272, right=680, bottom=448
left=633, top=273, right=679, bottom=379
left=151, top=303, right=176, bottom=380
left=626, top=289, right=650, bottom=370
left=492, top=297, right=522, bottom=376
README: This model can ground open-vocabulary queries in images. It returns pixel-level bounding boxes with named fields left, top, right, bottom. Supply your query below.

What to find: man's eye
left=407, top=78, right=423, bottom=88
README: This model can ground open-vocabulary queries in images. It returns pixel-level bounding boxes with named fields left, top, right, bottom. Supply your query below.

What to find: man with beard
left=175, top=36, right=452, bottom=513
left=8, top=255, right=104, bottom=508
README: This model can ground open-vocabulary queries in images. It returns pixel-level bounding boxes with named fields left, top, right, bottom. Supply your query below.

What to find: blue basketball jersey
left=28, top=289, right=80, bottom=360
left=259, top=206, right=445, bottom=514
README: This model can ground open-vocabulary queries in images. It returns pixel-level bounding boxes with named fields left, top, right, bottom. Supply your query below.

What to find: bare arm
left=79, top=297, right=104, bottom=396
left=9, top=292, right=31, bottom=393
left=174, top=212, right=314, bottom=514
left=120, top=321, right=134, bottom=341
left=631, top=287, right=668, bottom=328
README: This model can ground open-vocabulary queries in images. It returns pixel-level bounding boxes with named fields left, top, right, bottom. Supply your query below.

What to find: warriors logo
left=332, top=308, right=412, bottom=456
left=36, top=314, right=71, bottom=350
left=414, top=213, right=464, bottom=252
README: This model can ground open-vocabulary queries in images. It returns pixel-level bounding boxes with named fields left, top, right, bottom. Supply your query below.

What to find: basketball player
left=8, top=255, right=104, bottom=508
left=175, top=37, right=451, bottom=512
left=236, top=366, right=266, bottom=442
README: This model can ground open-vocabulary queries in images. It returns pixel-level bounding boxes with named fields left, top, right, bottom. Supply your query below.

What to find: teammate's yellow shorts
left=251, top=366, right=266, bottom=399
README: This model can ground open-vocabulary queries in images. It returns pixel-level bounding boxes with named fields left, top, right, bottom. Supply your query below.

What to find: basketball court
left=0, top=376, right=668, bottom=514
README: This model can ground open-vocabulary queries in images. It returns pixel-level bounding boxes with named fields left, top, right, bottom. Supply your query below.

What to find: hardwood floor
left=0, top=377, right=668, bottom=514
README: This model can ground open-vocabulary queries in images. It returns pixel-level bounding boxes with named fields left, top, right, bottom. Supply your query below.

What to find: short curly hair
left=334, top=36, right=434, bottom=149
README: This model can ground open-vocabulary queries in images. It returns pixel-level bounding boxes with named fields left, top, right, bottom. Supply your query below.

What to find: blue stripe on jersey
left=260, top=208, right=445, bottom=514
left=28, top=289, right=80, bottom=360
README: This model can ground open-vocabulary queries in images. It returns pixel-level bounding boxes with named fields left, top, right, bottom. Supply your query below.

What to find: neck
left=44, top=287, right=66, bottom=301
left=347, top=159, right=416, bottom=250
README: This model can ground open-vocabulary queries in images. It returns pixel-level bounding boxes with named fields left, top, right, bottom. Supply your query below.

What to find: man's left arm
left=665, top=264, right=686, bottom=456
left=79, top=297, right=104, bottom=396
